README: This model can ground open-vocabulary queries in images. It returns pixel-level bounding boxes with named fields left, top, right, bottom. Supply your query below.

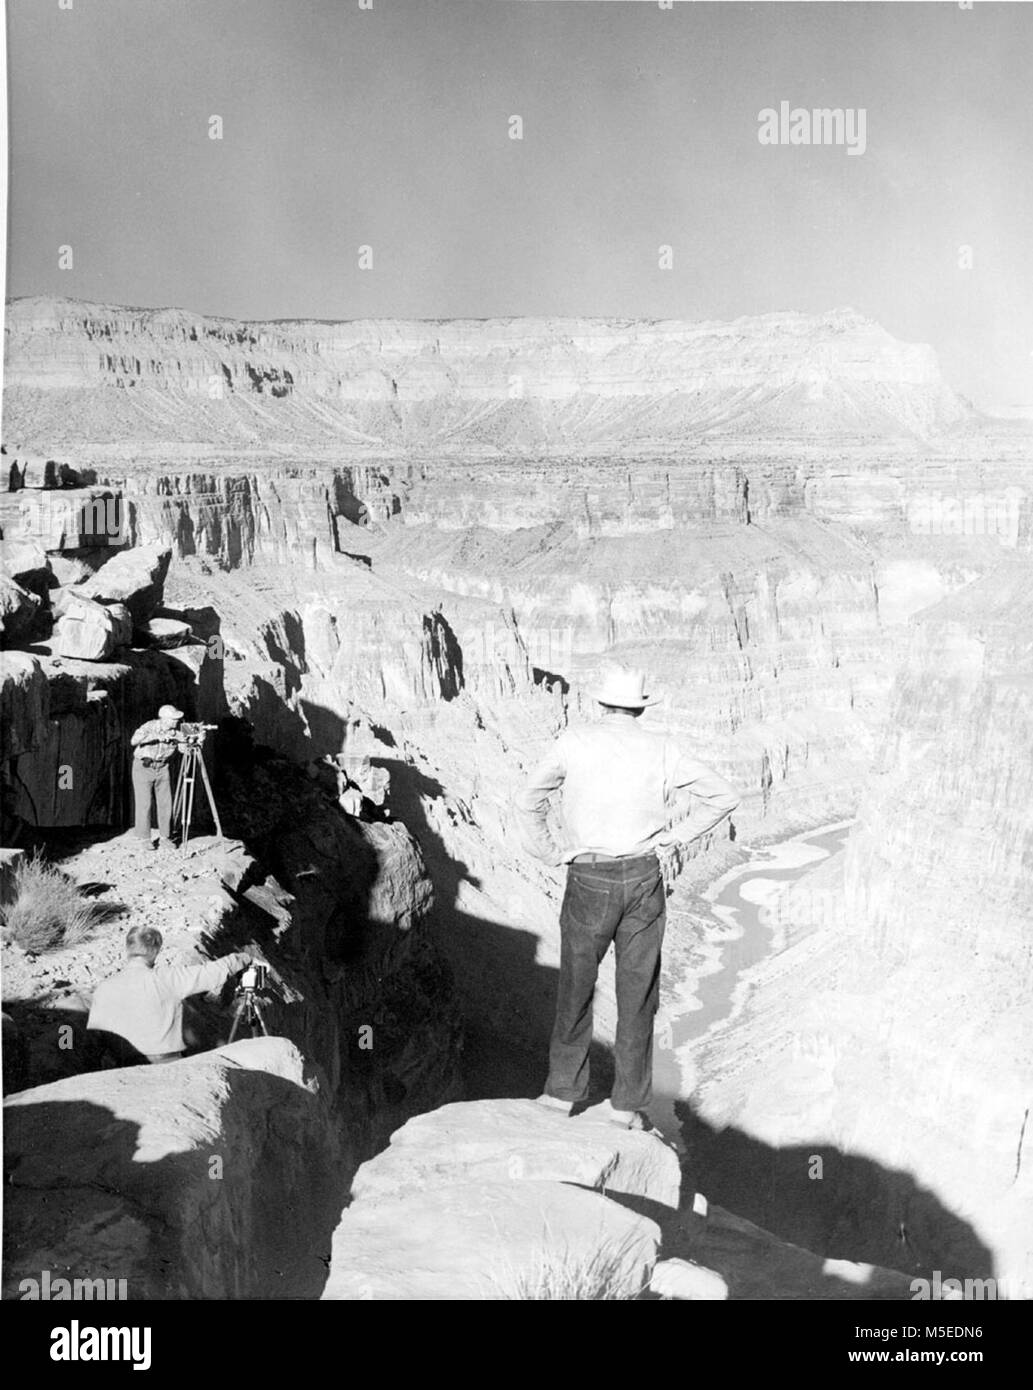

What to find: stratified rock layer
left=3, top=298, right=970, bottom=449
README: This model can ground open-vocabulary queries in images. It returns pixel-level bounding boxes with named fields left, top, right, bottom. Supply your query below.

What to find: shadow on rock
left=674, top=1102, right=995, bottom=1286
left=377, top=753, right=614, bottom=1105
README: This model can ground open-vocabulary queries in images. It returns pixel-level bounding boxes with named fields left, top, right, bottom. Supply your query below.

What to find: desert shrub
left=1, top=853, right=96, bottom=953
left=489, top=1229, right=651, bottom=1301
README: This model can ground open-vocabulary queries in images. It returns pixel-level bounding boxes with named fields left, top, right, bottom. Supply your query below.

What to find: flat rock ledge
left=353, top=1098, right=682, bottom=1208
left=323, top=1098, right=680, bottom=1300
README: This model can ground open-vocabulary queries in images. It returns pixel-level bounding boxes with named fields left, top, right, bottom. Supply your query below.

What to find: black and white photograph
left=0, top=0, right=1030, bottom=1346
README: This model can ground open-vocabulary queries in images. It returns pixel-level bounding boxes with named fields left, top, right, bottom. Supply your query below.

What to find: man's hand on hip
left=657, top=842, right=685, bottom=896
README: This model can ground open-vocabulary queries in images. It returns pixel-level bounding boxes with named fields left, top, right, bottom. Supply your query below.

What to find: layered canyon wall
left=3, top=297, right=1031, bottom=1289
left=683, top=562, right=1033, bottom=1287
left=4, top=297, right=970, bottom=451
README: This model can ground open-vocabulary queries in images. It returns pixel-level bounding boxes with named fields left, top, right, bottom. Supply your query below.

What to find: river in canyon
left=651, top=820, right=854, bottom=1145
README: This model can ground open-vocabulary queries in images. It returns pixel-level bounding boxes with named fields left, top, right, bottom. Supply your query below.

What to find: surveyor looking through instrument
left=86, top=925, right=254, bottom=1065
left=130, top=706, right=222, bottom=848
left=130, top=704, right=186, bottom=850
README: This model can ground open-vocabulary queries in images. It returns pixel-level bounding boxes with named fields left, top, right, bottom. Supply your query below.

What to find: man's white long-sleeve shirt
left=87, top=952, right=250, bottom=1056
left=515, top=718, right=739, bottom=866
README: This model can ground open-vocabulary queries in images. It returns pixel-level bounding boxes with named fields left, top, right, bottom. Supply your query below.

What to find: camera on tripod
left=238, top=961, right=269, bottom=993
left=229, top=959, right=273, bottom=1041
left=180, top=721, right=217, bottom=746
left=171, top=723, right=223, bottom=846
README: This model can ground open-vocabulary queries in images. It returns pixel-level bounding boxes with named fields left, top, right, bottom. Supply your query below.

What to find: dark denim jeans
left=132, top=760, right=173, bottom=840
left=546, top=854, right=665, bottom=1112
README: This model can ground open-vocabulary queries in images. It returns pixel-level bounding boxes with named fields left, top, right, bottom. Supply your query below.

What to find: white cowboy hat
left=591, top=667, right=660, bottom=708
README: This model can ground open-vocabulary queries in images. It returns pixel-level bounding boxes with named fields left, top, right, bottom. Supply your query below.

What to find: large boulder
left=0, top=652, right=49, bottom=759
left=50, top=591, right=120, bottom=660
left=0, top=539, right=54, bottom=603
left=322, top=1179, right=660, bottom=1300
left=106, top=602, right=134, bottom=648
left=649, top=1258, right=728, bottom=1301
left=0, top=576, right=42, bottom=647
left=80, top=544, right=171, bottom=622
left=352, top=1098, right=682, bottom=1209
left=3, top=1038, right=342, bottom=1300
left=138, top=616, right=193, bottom=649
left=48, top=554, right=92, bottom=587
left=50, top=586, right=88, bottom=619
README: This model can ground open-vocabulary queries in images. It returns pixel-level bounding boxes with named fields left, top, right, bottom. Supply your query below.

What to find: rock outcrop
left=350, top=1098, right=682, bottom=1209
left=0, top=539, right=54, bottom=602
left=3, top=298, right=972, bottom=448
left=139, top=616, right=192, bottom=649
left=650, top=1258, right=729, bottom=1301
left=1, top=648, right=191, bottom=832
left=79, top=543, right=171, bottom=623
left=3, top=1038, right=342, bottom=1299
left=50, top=591, right=123, bottom=661
left=5, top=453, right=81, bottom=491
left=0, top=577, right=42, bottom=647
left=325, top=1180, right=659, bottom=1301
left=323, top=1099, right=677, bottom=1300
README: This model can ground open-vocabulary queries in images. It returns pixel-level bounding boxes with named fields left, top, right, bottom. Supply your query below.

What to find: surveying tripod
left=171, top=737, right=223, bottom=846
left=227, top=977, right=270, bottom=1041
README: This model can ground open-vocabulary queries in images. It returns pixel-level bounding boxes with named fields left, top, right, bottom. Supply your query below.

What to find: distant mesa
left=2, top=296, right=974, bottom=451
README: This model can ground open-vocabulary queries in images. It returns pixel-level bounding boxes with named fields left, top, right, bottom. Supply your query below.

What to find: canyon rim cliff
left=2, top=295, right=1031, bottom=1300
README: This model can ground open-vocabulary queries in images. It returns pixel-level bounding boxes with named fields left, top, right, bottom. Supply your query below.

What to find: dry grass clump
left=488, top=1229, right=651, bottom=1301
left=1, top=853, right=97, bottom=953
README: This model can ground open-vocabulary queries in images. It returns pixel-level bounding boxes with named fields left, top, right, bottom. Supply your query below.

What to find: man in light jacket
left=87, top=925, right=252, bottom=1064
left=515, top=666, right=739, bottom=1128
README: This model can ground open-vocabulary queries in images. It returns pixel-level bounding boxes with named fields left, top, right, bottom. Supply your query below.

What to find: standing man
left=87, top=925, right=252, bottom=1064
left=130, top=704, right=184, bottom=850
left=515, top=666, right=739, bottom=1129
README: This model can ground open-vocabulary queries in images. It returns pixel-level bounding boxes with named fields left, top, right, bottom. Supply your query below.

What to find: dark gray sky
left=5, top=0, right=1032, bottom=411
